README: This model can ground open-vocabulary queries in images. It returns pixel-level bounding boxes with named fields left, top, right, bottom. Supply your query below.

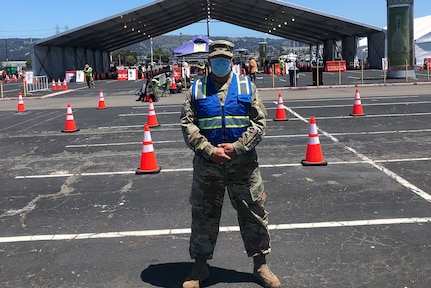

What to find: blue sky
left=1, top=0, right=430, bottom=39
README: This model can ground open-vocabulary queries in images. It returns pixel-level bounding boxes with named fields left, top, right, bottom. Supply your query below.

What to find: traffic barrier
left=26, top=75, right=49, bottom=93
left=117, top=69, right=128, bottom=81
left=52, top=79, right=57, bottom=90
left=17, top=92, right=26, bottom=112
left=325, top=60, right=347, bottom=72
left=301, top=116, right=327, bottom=166
left=146, top=99, right=159, bottom=127
left=273, top=93, right=288, bottom=121
left=61, top=103, right=79, bottom=133
left=97, top=89, right=107, bottom=109
left=136, top=124, right=161, bottom=174
left=350, top=88, right=365, bottom=116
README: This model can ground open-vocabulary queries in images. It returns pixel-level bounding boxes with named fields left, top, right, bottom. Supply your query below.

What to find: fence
left=25, top=75, right=49, bottom=95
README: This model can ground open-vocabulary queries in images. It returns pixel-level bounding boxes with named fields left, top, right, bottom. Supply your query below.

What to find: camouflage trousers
left=188, top=151, right=271, bottom=259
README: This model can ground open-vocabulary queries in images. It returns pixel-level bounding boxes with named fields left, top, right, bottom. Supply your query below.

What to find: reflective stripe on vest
left=225, top=115, right=249, bottom=129
left=198, top=116, right=222, bottom=130
left=235, top=73, right=251, bottom=95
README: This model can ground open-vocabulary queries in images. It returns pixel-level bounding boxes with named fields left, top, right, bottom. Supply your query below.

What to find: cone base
left=350, top=113, right=366, bottom=116
left=136, top=166, right=161, bottom=174
left=301, top=159, right=328, bottom=166
left=273, top=118, right=288, bottom=121
left=97, top=106, right=107, bottom=110
left=61, top=129, right=80, bottom=133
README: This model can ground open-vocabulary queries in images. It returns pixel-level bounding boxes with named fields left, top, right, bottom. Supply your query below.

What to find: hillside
left=0, top=35, right=307, bottom=62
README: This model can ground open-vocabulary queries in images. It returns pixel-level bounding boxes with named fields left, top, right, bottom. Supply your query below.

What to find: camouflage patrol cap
left=209, top=40, right=234, bottom=58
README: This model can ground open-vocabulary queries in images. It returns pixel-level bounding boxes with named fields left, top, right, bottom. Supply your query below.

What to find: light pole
left=119, top=53, right=122, bottom=67
left=150, top=37, right=153, bottom=68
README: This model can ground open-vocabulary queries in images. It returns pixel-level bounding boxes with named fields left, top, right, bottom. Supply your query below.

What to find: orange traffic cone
left=170, top=77, right=177, bottom=92
left=63, top=79, right=68, bottom=90
left=17, top=92, right=26, bottom=112
left=350, top=88, right=365, bottom=116
left=57, top=79, right=62, bottom=90
left=301, top=116, right=327, bottom=166
left=51, top=79, right=57, bottom=90
left=136, top=124, right=161, bottom=174
left=12, top=74, right=17, bottom=82
left=274, top=93, right=288, bottom=121
left=146, top=99, right=160, bottom=127
left=145, top=83, right=151, bottom=102
left=61, top=103, right=79, bottom=133
left=97, top=89, right=107, bottom=109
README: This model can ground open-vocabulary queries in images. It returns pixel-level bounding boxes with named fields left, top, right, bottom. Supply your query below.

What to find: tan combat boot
left=253, top=255, right=281, bottom=288
left=182, top=258, right=209, bottom=288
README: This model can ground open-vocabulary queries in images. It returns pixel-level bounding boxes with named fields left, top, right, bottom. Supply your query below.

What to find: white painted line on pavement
left=14, top=157, right=431, bottom=179
left=119, top=111, right=179, bottom=116
left=267, top=101, right=431, bottom=110
left=0, top=217, right=429, bottom=243
left=65, top=140, right=182, bottom=148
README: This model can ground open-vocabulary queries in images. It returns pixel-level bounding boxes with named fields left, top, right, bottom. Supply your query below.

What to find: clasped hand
left=210, top=143, right=236, bottom=164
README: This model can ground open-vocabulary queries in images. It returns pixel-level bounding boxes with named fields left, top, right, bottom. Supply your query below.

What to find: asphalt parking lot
left=1, top=78, right=430, bottom=287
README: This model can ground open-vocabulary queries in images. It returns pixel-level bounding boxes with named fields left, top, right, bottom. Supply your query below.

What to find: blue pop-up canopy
left=173, top=35, right=211, bottom=57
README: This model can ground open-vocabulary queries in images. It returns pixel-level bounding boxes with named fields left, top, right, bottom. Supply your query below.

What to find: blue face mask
left=210, top=58, right=231, bottom=77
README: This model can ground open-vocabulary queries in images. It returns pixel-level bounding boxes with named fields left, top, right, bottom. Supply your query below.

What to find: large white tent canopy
left=357, top=15, right=431, bottom=65
left=414, top=15, right=431, bottom=64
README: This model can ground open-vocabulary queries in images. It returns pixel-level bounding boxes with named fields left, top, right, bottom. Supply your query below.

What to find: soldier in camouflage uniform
left=180, top=40, right=281, bottom=288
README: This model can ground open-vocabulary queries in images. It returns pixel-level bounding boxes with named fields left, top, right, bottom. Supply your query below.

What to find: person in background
left=83, top=64, right=95, bottom=89
left=289, top=65, right=300, bottom=87
left=180, top=40, right=281, bottom=288
left=249, top=56, right=258, bottom=82
left=278, top=58, right=285, bottom=76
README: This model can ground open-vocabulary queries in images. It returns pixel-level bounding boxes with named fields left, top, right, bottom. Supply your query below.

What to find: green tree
left=124, top=55, right=137, bottom=66
left=112, top=49, right=137, bottom=66
left=149, top=47, right=170, bottom=64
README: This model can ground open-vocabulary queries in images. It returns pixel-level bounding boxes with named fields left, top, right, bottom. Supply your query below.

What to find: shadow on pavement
left=140, top=262, right=261, bottom=287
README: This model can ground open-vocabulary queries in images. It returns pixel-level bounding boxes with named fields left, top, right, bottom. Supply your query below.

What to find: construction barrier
left=117, top=69, right=128, bottom=81
left=26, top=75, right=49, bottom=93
left=65, top=71, right=76, bottom=83
left=325, top=60, right=347, bottom=72
left=75, top=71, right=85, bottom=82
left=128, top=69, right=138, bottom=80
